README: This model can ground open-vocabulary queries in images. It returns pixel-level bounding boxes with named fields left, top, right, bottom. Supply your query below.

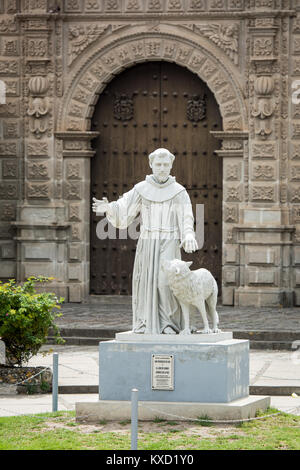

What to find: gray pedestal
left=99, top=333, right=249, bottom=403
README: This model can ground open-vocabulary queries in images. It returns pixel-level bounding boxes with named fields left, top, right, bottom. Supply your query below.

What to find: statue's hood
left=134, top=175, right=185, bottom=202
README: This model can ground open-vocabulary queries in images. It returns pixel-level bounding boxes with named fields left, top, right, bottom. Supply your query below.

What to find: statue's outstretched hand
left=180, top=234, right=199, bottom=253
left=92, top=197, right=109, bottom=215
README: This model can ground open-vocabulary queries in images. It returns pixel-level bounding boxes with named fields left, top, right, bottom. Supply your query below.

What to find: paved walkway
left=0, top=344, right=300, bottom=418
left=55, top=301, right=300, bottom=332
left=1, top=301, right=300, bottom=419
left=0, top=393, right=299, bottom=419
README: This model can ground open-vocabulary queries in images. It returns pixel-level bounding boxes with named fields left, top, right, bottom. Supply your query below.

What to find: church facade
left=1, top=0, right=300, bottom=307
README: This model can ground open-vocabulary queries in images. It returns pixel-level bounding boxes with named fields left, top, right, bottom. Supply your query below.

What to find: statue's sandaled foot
left=163, top=326, right=177, bottom=335
left=133, top=325, right=146, bottom=334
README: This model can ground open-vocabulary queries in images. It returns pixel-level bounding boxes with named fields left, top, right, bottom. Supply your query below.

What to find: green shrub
left=0, top=276, right=64, bottom=366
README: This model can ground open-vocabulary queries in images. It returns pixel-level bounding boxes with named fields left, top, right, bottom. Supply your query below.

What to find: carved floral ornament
left=251, top=76, right=274, bottom=139
left=27, top=76, right=50, bottom=139
left=60, top=34, right=246, bottom=133
left=66, top=22, right=240, bottom=70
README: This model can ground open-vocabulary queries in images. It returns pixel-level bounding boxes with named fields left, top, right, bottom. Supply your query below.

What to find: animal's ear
left=186, top=261, right=193, bottom=268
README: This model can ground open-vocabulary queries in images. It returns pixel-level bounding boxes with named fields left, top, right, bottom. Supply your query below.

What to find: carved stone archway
left=58, top=26, right=248, bottom=132
left=55, top=27, right=249, bottom=303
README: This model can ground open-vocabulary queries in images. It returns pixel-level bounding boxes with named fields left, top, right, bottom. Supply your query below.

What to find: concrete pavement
left=0, top=344, right=300, bottom=418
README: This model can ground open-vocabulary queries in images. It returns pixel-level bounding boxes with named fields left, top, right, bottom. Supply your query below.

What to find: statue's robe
left=106, top=175, right=195, bottom=334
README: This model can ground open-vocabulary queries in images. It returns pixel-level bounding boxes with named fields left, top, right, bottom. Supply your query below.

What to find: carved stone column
left=0, top=0, right=21, bottom=281
left=13, top=6, right=70, bottom=298
left=230, top=10, right=296, bottom=307
left=212, top=131, right=248, bottom=306
left=54, top=131, right=99, bottom=302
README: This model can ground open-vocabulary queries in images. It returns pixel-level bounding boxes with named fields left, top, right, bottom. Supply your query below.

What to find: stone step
left=47, top=328, right=300, bottom=350
left=249, top=340, right=296, bottom=351
left=50, top=327, right=123, bottom=338
left=232, top=330, right=300, bottom=342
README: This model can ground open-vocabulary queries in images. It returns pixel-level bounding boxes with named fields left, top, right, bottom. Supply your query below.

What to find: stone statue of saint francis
left=92, top=148, right=198, bottom=335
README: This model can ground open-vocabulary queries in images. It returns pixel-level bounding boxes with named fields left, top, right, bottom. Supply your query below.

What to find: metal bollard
left=131, top=388, right=139, bottom=450
left=52, top=353, right=59, bottom=412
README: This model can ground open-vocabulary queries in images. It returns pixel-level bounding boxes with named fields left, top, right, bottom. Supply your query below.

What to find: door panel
left=91, top=62, right=222, bottom=295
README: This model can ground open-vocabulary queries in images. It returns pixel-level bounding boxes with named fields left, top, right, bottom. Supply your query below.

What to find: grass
left=0, top=408, right=299, bottom=450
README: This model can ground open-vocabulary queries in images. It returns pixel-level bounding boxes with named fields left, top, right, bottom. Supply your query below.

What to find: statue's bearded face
left=151, top=154, right=172, bottom=183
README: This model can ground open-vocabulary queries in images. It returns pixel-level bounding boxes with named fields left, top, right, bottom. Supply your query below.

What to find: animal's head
left=161, top=259, right=193, bottom=278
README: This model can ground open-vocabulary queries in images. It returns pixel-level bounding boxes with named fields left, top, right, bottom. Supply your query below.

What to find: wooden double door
left=90, top=61, right=223, bottom=295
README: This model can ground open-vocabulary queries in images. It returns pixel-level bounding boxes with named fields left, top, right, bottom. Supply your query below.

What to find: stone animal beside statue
left=162, top=259, right=220, bottom=335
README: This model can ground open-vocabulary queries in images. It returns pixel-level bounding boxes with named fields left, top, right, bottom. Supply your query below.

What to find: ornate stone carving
left=27, top=183, right=50, bottom=199
left=3, top=39, right=19, bottom=57
left=105, top=0, right=121, bottom=10
left=0, top=59, right=19, bottom=75
left=0, top=18, right=17, bottom=33
left=126, top=0, right=142, bottom=9
left=0, top=183, right=18, bottom=199
left=253, top=38, right=273, bottom=57
left=3, top=160, right=18, bottom=179
left=252, top=99, right=273, bottom=120
left=68, top=24, right=109, bottom=66
left=186, top=95, right=206, bottom=122
left=252, top=142, right=276, bottom=159
left=194, top=23, right=239, bottom=65
left=252, top=164, right=275, bottom=181
left=292, top=206, right=300, bottom=224
left=251, top=185, right=275, bottom=201
left=251, top=76, right=274, bottom=139
left=3, top=121, right=19, bottom=139
left=71, top=224, right=82, bottom=241
left=27, top=76, right=50, bottom=139
left=291, top=143, right=300, bottom=160
left=188, top=0, right=206, bottom=9
left=64, top=182, right=82, bottom=200
left=26, top=38, right=48, bottom=58
left=226, top=164, right=240, bottom=181
left=226, top=186, right=242, bottom=202
left=167, top=0, right=184, bottom=9
left=291, top=166, right=300, bottom=182
left=0, top=143, right=17, bottom=156
left=69, top=204, right=81, bottom=222
left=113, top=94, right=134, bottom=121
left=0, top=203, right=16, bottom=221
left=27, top=141, right=48, bottom=156
left=60, top=33, right=245, bottom=138
left=85, top=0, right=101, bottom=10
left=0, top=99, right=19, bottom=117
left=65, top=0, right=82, bottom=12
left=27, top=162, right=50, bottom=180
left=221, top=140, right=242, bottom=151
left=66, top=162, right=81, bottom=180
left=291, top=187, right=300, bottom=203
left=224, top=205, right=238, bottom=223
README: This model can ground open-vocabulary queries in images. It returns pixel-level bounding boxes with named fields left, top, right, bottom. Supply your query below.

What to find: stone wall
left=0, top=0, right=300, bottom=306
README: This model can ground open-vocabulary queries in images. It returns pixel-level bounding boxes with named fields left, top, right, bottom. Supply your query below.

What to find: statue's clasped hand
left=180, top=234, right=199, bottom=253
left=92, top=197, right=109, bottom=214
